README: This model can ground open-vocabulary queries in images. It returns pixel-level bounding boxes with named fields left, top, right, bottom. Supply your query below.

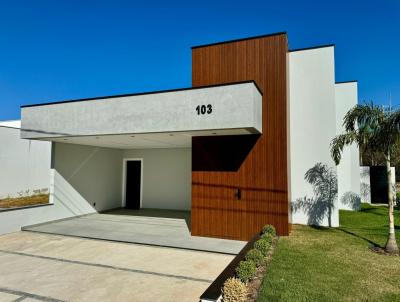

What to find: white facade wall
left=122, top=148, right=191, bottom=211
left=0, top=125, right=51, bottom=199
left=335, top=83, right=361, bottom=210
left=288, top=46, right=339, bottom=227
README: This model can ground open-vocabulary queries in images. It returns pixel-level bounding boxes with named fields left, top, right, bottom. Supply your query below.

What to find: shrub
left=222, top=277, right=248, bottom=302
left=260, top=232, right=273, bottom=243
left=254, top=238, right=271, bottom=256
left=262, top=224, right=276, bottom=237
left=235, top=260, right=257, bottom=282
left=245, top=248, right=264, bottom=266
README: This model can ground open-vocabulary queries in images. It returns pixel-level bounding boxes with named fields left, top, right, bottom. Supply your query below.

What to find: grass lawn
left=0, top=194, right=49, bottom=209
left=258, top=204, right=400, bottom=302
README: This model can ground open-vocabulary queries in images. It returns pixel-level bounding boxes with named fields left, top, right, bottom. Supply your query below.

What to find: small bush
left=260, top=232, right=273, bottom=243
left=245, top=248, right=264, bottom=266
left=222, top=277, right=248, bottom=302
left=235, top=260, right=257, bottom=282
left=254, top=238, right=271, bottom=256
left=262, top=224, right=276, bottom=237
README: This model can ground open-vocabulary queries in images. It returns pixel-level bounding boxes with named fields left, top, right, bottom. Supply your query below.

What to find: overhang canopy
left=21, top=81, right=262, bottom=148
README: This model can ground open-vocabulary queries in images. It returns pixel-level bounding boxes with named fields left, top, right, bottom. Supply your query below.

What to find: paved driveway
left=0, top=232, right=233, bottom=302
left=23, top=209, right=245, bottom=254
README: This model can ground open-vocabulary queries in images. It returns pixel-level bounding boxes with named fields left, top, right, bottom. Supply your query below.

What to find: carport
left=23, top=209, right=246, bottom=254
left=20, top=81, right=262, bottom=249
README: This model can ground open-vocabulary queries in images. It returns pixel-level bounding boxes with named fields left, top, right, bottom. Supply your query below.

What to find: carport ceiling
left=47, top=129, right=251, bottom=149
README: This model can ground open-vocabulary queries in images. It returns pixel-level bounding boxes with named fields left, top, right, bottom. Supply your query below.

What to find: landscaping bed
left=201, top=225, right=278, bottom=302
left=245, top=236, right=278, bottom=301
left=0, top=194, right=49, bottom=209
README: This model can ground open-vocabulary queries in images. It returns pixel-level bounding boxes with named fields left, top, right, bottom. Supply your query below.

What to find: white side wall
left=0, top=130, right=123, bottom=235
left=0, top=126, right=51, bottom=199
left=0, top=127, right=94, bottom=234
left=335, top=83, right=361, bottom=210
left=53, top=142, right=123, bottom=212
left=288, top=46, right=339, bottom=227
left=122, top=148, right=191, bottom=211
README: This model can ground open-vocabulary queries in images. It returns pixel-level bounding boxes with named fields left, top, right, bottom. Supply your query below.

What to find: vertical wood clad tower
left=191, top=33, right=289, bottom=240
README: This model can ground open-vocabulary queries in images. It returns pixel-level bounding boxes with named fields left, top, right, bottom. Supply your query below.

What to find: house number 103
left=196, top=104, right=212, bottom=115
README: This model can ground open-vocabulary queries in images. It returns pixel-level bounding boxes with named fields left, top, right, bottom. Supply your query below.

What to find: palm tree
left=331, top=103, right=399, bottom=254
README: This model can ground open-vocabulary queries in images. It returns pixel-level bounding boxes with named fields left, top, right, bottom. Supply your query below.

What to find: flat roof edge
left=0, top=125, right=21, bottom=130
left=289, top=44, right=335, bottom=53
left=21, top=80, right=263, bottom=109
left=335, top=80, right=358, bottom=84
left=191, top=31, right=287, bottom=49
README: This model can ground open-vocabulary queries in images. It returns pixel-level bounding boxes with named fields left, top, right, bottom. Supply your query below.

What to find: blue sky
left=0, top=0, right=399, bottom=120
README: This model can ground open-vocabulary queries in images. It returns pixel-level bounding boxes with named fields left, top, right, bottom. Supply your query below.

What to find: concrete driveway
left=0, top=232, right=233, bottom=302
left=23, top=209, right=246, bottom=254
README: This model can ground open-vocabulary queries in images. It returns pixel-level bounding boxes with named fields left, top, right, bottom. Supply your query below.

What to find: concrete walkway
left=23, top=209, right=246, bottom=254
left=0, top=232, right=233, bottom=302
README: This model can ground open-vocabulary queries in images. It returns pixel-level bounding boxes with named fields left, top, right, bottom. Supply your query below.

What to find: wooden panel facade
left=191, top=33, right=289, bottom=240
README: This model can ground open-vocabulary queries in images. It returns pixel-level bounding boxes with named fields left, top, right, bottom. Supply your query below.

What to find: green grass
left=257, top=204, right=400, bottom=302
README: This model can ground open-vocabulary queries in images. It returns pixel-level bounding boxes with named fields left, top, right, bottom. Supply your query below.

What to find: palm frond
left=385, top=109, right=400, bottom=133
left=343, top=103, right=385, bottom=132
left=330, top=133, right=357, bottom=165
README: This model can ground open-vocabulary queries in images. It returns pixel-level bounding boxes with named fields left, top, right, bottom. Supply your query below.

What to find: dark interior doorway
left=125, top=160, right=141, bottom=209
left=370, top=166, right=389, bottom=204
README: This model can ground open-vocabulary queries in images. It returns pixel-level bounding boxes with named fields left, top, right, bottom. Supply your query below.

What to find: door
left=370, top=166, right=388, bottom=204
left=125, top=160, right=141, bottom=209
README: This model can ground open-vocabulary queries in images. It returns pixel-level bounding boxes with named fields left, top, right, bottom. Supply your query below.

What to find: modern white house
left=0, top=32, right=362, bottom=241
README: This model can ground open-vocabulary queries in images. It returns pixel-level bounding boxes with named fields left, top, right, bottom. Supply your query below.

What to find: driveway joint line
left=12, top=296, right=27, bottom=302
left=0, top=249, right=213, bottom=283
left=0, top=287, right=65, bottom=302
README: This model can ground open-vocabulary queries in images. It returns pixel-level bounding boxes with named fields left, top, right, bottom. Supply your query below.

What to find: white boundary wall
left=0, top=125, right=51, bottom=199
left=335, top=83, right=361, bottom=210
left=288, top=46, right=340, bottom=227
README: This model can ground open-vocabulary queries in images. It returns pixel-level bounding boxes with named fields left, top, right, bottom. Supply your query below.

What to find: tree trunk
left=384, top=152, right=399, bottom=254
left=328, top=207, right=332, bottom=228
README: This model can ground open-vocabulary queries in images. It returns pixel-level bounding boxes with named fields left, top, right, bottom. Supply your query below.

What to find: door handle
left=235, top=188, right=241, bottom=200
